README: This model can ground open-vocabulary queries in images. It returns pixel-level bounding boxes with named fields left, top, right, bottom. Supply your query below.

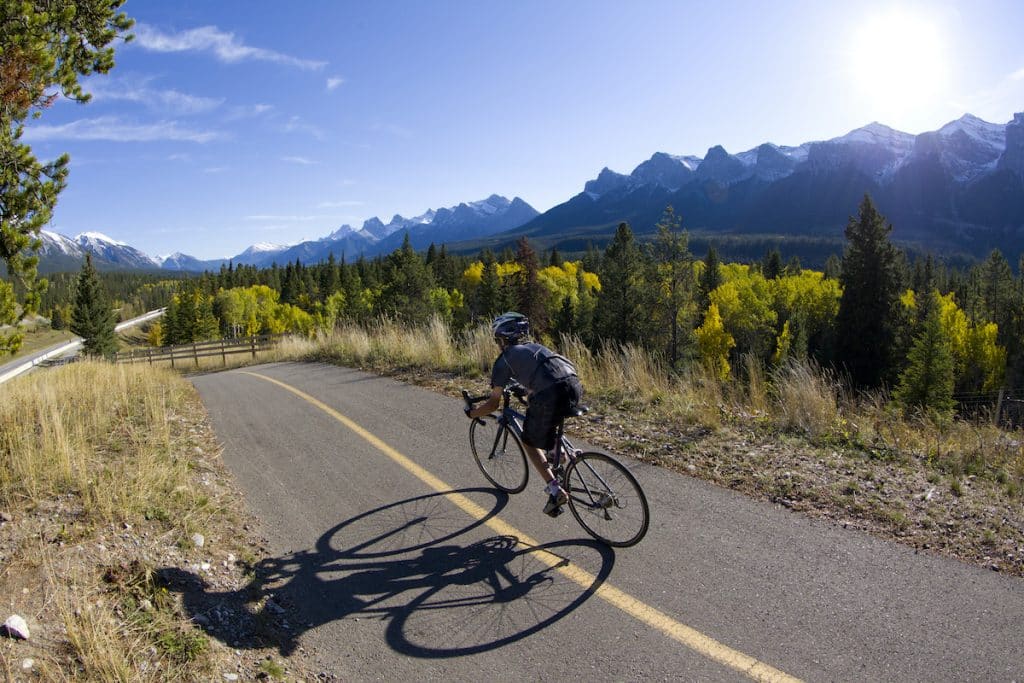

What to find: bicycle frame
left=480, top=386, right=615, bottom=506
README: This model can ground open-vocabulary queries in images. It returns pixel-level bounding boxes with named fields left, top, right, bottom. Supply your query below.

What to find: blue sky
left=24, top=0, right=1024, bottom=259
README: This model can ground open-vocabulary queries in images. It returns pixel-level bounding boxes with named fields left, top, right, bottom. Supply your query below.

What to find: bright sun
left=849, top=9, right=948, bottom=119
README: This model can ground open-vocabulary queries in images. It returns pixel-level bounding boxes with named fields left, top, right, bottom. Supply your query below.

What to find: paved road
left=192, top=362, right=1024, bottom=682
left=0, top=308, right=165, bottom=385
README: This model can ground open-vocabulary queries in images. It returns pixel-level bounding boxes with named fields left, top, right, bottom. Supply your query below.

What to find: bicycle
left=462, top=383, right=649, bottom=547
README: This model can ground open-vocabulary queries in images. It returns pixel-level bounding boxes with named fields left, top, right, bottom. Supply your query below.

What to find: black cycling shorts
left=521, top=376, right=583, bottom=450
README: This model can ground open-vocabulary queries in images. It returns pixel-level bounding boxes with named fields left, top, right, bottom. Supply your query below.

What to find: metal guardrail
left=113, top=334, right=284, bottom=368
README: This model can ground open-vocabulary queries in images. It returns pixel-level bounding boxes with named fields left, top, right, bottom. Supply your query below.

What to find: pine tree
left=895, top=292, right=956, bottom=416
left=1, top=2, right=132, bottom=354
left=835, top=195, right=903, bottom=388
left=50, top=306, right=65, bottom=330
left=514, top=237, right=548, bottom=333
left=594, top=222, right=647, bottom=345
left=70, top=254, right=117, bottom=357
left=697, top=244, right=723, bottom=314
left=823, top=254, right=842, bottom=280
left=475, top=251, right=501, bottom=320
left=762, top=247, right=783, bottom=279
left=379, top=234, right=435, bottom=322
left=652, top=206, right=695, bottom=368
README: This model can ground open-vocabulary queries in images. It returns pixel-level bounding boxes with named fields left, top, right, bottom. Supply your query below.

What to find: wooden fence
left=113, top=334, right=284, bottom=368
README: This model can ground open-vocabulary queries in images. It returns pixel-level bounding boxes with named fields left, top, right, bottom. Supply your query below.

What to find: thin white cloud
left=203, top=166, right=228, bottom=173
left=22, top=116, right=220, bottom=143
left=86, top=77, right=223, bottom=114
left=225, top=103, right=273, bottom=121
left=1011, top=66, right=1024, bottom=81
left=326, top=76, right=345, bottom=91
left=133, top=23, right=326, bottom=71
left=282, top=156, right=317, bottom=165
left=317, top=200, right=363, bottom=208
left=283, top=116, right=325, bottom=139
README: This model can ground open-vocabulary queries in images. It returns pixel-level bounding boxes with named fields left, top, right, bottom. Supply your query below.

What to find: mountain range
left=35, top=112, right=1024, bottom=273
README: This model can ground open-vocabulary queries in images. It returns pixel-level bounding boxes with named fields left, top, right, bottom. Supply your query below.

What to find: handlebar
left=462, top=389, right=489, bottom=404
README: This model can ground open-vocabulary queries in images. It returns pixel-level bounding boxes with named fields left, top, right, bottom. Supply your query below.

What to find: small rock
left=2, top=615, right=30, bottom=640
left=0, top=511, right=12, bottom=523
left=223, top=674, right=239, bottom=681
left=139, top=599, right=153, bottom=612
left=193, top=613, right=210, bottom=627
left=227, top=553, right=236, bottom=564
left=200, top=562, right=212, bottom=572
left=191, top=533, right=205, bottom=548
left=22, top=659, right=34, bottom=670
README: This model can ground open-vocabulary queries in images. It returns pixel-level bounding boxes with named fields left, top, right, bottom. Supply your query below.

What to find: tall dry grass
left=289, top=318, right=1023, bottom=493
left=0, top=362, right=205, bottom=526
left=0, top=360, right=234, bottom=680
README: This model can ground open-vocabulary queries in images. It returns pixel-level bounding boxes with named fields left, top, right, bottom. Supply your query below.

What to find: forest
left=50, top=196, right=1024, bottom=417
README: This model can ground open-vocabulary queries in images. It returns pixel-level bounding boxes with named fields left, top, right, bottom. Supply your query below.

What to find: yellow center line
left=239, top=370, right=802, bottom=683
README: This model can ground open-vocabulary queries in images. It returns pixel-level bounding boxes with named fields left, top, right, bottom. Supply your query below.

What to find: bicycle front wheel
left=565, top=452, right=649, bottom=547
left=470, top=418, right=529, bottom=493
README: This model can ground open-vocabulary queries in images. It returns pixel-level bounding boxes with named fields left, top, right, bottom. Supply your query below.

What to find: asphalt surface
left=192, top=362, right=1024, bottom=682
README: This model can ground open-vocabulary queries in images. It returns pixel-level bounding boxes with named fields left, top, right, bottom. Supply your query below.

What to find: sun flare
left=849, top=9, right=948, bottom=118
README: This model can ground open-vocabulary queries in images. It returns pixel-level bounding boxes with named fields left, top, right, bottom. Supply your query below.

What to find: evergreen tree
left=785, top=255, right=802, bottom=276
left=697, top=244, right=723, bottom=314
left=476, top=250, right=501, bottom=320
left=1, top=1, right=132, bottom=353
left=379, top=234, right=435, bottom=322
left=70, top=254, right=117, bottom=357
left=835, top=195, right=902, bottom=388
left=894, top=291, right=956, bottom=416
left=320, top=253, right=340, bottom=300
left=762, top=247, right=783, bottom=279
left=823, top=254, right=842, bottom=280
left=979, top=249, right=1015, bottom=343
left=514, top=237, right=548, bottom=333
left=50, top=306, right=65, bottom=330
left=594, top=222, right=647, bottom=345
left=652, top=206, right=695, bottom=368
left=548, top=247, right=561, bottom=267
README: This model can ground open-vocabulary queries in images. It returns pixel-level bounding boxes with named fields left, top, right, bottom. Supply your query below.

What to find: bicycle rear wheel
left=565, top=452, right=649, bottom=547
left=470, top=418, right=529, bottom=493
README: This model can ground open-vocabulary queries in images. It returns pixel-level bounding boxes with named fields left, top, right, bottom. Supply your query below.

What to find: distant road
left=193, top=362, right=1024, bottom=681
left=0, top=308, right=165, bottom=386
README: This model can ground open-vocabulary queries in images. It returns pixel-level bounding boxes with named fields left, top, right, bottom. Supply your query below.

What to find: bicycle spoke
left=565, top=452, right=649, bottom=547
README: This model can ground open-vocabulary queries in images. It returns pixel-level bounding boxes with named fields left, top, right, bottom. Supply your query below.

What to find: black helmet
left=491, top=311, right=529, bottom=343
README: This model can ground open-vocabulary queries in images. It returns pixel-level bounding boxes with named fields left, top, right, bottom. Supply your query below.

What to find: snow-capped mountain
left=37, top=230, right=161, bottom=273
left=157, top=252, right=228, bottom=272
left=74, top=232, right=160, bottom=269
left=243, top=194, right=539, bottom=268
left=30, top=111, right=1024, bottom=274
left=520, top=112, right=1023, bottom=260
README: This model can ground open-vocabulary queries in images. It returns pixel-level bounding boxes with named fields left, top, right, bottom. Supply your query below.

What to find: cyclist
left=465, top=312, right=583, bottom=516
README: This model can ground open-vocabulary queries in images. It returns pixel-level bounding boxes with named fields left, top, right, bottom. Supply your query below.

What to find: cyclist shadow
left=159, top=488, right=615, bottom=658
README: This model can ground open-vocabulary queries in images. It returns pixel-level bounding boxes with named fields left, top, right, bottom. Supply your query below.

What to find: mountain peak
left=76, top=231, right=126, bottom=246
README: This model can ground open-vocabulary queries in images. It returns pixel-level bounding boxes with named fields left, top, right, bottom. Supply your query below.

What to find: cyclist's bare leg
left=525, top=446, right=556, bottom=484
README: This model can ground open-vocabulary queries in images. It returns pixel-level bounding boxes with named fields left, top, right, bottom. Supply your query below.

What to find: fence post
left=193, top=343, right=198, bottom=367
left=994, top=388, right=1005, bottom=427
left=148, top=348, right=153, bottom=365
left=222, top=338, right=227, bottom=366
left=251, top=335, right=257, bottom=359
left=170, top=346, right=175, bottom=369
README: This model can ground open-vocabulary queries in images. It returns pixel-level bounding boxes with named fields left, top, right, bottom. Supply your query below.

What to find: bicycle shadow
left=158, top=488, right=615, bottom=658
